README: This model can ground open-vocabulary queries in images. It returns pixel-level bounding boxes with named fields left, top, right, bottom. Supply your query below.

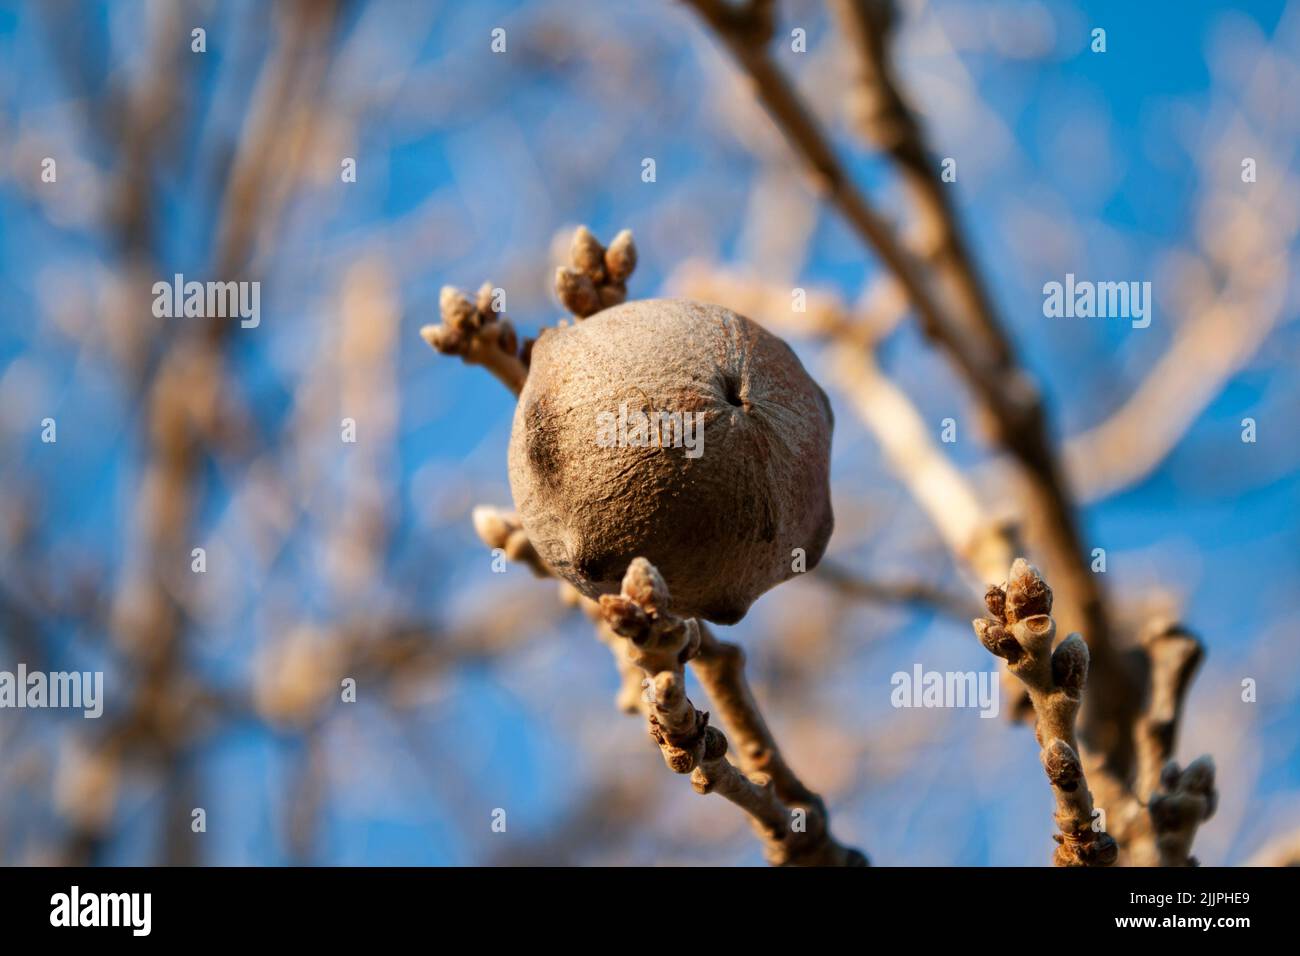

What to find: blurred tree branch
left=679, top=0, right=1222, bottom=865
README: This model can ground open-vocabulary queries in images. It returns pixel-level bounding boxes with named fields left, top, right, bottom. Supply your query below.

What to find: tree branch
left=471, top=507, right=865, bottom=865
left=1115, top=620, right=1217, bottom=866
left=598, top=558, right=867, bottom=866
left=815, top=560, right=979, bottom=621
left=681, top=0, right=1134, bottom=801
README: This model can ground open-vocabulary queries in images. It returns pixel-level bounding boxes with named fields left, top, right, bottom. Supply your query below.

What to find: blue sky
left=0, top=0, right=1297, bottom=865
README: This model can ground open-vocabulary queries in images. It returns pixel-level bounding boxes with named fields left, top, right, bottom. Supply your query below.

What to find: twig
left=471, top=506, right=551, bottom=577
left=828, top=346, right=1019, bottom=587
left=1143, top=757, right=1218, bottom=867
left=1134, top=621, right=1205, bottom=800
left=973, top=559, right=1117, bottom=866
left=421, top=284, right=527, bottom=396
left=1063, top=274, right=1291, bottom=503
left=423, top=225, right=641, bottom=394
left=471, top=506, right=865, bottom=865
left=822, top=2, right=1224, bottom=865
left=598, top=558, right=866, bottom=866
left=1113, top=620, right=1217, bottom=866
left=815, top=560, right=979, bottom=621
left=830, top=0, right=1009, bottom=361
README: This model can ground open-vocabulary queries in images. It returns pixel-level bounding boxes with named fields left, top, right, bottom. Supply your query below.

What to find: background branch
left=682, top=0, right=1133, bottom=772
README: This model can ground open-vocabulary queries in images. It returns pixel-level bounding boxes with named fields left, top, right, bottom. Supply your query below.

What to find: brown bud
left=569, top=226, right=607, bottom=282
left=1042, top=738, right=1082, bottom=792
left=598, top=594, right=649, bottom=641
left=502, top=528, right=533, bottom=563
left=973, top=618, right=1021, bottom=664
left=420, top=323, right=463, bottom=355
left=677, top=618, right=701, bottom=664
left=664, top=748, right=695, bottom=774
left=1148, top=791, right=1185, bottom=831
left=555, top=267, right=601, bottom=318
left=1179, top=756, right=1218, bottom=819
left=470, top=506, right=513, bottom=549
left=597, top=282, right=627, bottom=310
left=1083, top=832, right=1119, bottom=867
left=1050, top=633, right=1090, bottom=695
left=439, top=285, right=478, bottom=332
left=1003, top=558, right=1052, bottom=623
left=604, top=229, right=638, bottom=282
left=1181, top=755, right=1215, bottom=794
left=702, top=724, right=728, bottom=761
left=475, top=281, right=497, bottom=317
left=984, top=584, right=1006, bottom=622
left=509, top=299, right=834, bottom=624
left=1159, top=759, right=1182, bottom=792
left=621, top=557, right=669, bottom=616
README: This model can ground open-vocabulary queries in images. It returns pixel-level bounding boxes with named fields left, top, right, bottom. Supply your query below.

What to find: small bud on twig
left=973, top=559, right=1112, bottom=866
left=604, top=229, right=638, bottom=282
left=440, top=285, right=479, bottom=331
left=570, top=226, right=607, bottom=282
left=1050, top=633, right=1090, bottom=697
left=554, top=266, right=601, bottom=318
left=1042, top=738, right=1083, bottom=792
left=422, top=283, right=528, bottom=395
left=1003, top=557, right=1052, bottom=623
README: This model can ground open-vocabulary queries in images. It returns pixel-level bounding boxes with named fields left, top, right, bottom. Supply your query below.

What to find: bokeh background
left=1, top=0, right=1297, bottom=865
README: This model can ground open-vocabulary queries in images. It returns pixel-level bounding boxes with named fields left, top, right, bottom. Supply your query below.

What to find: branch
left=822, top=4, right=1226, bottom=864
left=471, top=506, right=551, bottom=578
left=422, top=225, right=640, bottom=394
left=1114, top=620, right=1217, bottom=866
left=815, top=560, right=979, bottom=621
left=830, top=0, right=1009, bottom=361
left=598, top=558, right=867, bottom=866
left=1134, top=621, right=1205, bottom=799
left=1063, top=281, right=1290, bottom=502
left=472, top=509, right=864, bottom=865
left=1144, top=757, right=1218, bottom=867
left=681, top=0, right=1130, bottom=776
left=973, top=559, right=1117, bottom=866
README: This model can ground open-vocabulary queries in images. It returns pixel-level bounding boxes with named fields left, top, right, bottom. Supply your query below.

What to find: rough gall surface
left=508, top=298, right=834, bottom=623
